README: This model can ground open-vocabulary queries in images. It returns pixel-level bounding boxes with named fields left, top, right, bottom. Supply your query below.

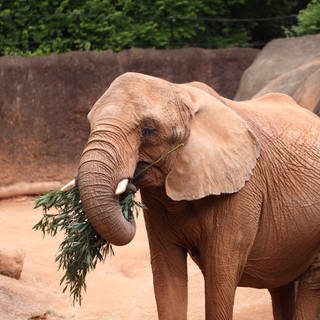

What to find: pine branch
left=33, top=188, right=142, bottom=305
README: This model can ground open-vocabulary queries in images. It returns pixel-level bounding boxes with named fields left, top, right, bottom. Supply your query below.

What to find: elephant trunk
left=77, top=127, right=137, bottom=246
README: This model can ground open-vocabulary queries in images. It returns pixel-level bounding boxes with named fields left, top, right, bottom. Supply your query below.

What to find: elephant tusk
left=115, top=178, right=129, bottom=195
left=61, top=179, right=76, bottom=192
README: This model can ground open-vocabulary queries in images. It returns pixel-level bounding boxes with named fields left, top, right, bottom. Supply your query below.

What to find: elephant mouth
left=118, top=181, right=138, bottom=202
left=133, top=160, right=164, bottom=187
left=118, top=161, right=149, bottom=201
left=133, top=161, right=150, bottom=180
left=118, top=160, right=164, bottom=201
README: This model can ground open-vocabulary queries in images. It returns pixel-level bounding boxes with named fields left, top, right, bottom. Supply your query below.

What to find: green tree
left=288, top=0, right=320, bottom=36
left=0, top=0, right=312, bottom=56
left=0, top=0, right=248, bottom=55
left=229, top=0, right=309, bottom=45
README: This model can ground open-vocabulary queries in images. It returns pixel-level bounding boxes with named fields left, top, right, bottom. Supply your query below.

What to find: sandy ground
left=0, top=197, right=273, bottom=320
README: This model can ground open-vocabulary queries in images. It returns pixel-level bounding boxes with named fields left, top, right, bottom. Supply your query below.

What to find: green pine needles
left=33, top=187, right=144, bottom=305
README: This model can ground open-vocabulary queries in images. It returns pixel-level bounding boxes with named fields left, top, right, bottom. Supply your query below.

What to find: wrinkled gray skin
left=77, top=73, right=320, bottom=320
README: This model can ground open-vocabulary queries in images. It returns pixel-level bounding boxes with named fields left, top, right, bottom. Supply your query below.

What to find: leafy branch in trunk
left=34, top=188, right=142, bottom=305
left=33, top=143, right=183, bottom=305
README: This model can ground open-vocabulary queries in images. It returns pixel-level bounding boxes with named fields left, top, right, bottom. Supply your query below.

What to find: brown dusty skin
left=0, top=197, right=272, bottom=320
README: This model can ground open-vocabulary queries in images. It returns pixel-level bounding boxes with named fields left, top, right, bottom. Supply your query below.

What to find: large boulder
left=292, top=66, right=320, bottom=115
left=235, top=34, right=320, bottom=114
left=0, top=274, right=57, bottom=320
left=0, top=245, right=25, bottom=279
left=0, top=48, right=258, bottom=194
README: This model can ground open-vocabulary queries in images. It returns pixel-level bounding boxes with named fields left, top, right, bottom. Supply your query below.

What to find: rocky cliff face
left=235, top=34, right=320, bottom=116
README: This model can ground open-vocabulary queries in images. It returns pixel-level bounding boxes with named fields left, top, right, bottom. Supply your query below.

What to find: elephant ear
left=165, top=86, right=260, bottom=201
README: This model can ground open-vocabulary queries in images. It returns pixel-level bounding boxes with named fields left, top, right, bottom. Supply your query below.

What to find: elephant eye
left=141, top=127, right=156, bottom=137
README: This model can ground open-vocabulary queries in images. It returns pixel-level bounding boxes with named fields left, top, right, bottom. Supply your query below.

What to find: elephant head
left=77, top=73, right=260, bottom=246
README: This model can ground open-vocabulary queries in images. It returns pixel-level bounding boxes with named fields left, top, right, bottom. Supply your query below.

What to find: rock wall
left=0, top=47, right=258, bottom=194
left=235, top=34, right=320, bottom=115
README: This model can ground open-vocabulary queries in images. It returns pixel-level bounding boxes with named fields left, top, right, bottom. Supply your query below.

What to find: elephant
left=77, top=72, right=320, bottom=320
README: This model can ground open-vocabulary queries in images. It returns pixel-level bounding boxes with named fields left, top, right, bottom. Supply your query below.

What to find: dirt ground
left=0, top=197, right=273, bottom=320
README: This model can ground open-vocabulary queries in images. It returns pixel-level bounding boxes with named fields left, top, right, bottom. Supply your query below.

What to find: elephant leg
left=200, top=207, right=261, bottom=319
left=294, top=254, right=320, bottom=320
left=151, top=245, right=188, bottom=320
left=269, top=282, right=295, bottom=320
left=143, top=211, right=188, bottom=320
left=203, top=265, right=236, bottom=319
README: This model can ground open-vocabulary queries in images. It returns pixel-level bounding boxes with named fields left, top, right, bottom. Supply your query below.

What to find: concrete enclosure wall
left=235, top=34, right=320, bottom=115
left=0, top=47, right=259, bottom=195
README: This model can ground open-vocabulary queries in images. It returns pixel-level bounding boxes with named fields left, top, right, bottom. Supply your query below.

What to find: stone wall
left=0, top=47, right=259, bottom=194
left=235, top=34, right=320, bottom=115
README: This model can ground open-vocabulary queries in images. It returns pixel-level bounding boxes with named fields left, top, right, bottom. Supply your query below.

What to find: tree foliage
left=288, top=0, right=320, bottom=36
left=0, top=0, right=312, bottom=56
